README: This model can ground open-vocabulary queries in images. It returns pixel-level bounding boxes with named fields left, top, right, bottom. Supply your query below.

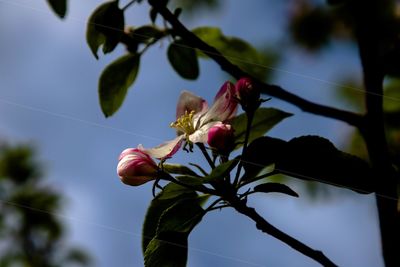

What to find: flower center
left=170, top=110, right=196, bottom=137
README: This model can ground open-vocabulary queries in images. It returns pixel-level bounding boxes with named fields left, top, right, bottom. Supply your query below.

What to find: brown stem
left=230, top=199, right=337, bottom=267
left=147, top=1, right=363, bottom=127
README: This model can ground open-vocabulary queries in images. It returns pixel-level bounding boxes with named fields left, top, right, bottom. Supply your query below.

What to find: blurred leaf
left=384, top=79, right=400, bottom=112
left=193, top=27, right=276, bottom=81
left=142, top=183, right=196, bottom=253
left=254, top=182, right=299, bottom=197
left=203, top=159, right=239, bottom=183
left=99, top=53, right=140, bottom=117
left=232, top=108, right=292, bottom=150
left=172, top=0, right=220, bottom=13
left=127, top=25, right=165, bottom=44
left=163, top=163, right=199, bottom=176
left=167, top=39, right=199, bottom=79
left=63, top=248, right=91, bottom=265
left=244, top=136, right=375, bottom=194
left=0, top=145, right=40, bottom=184
left=47, top=0, right=67, bottom=18
left=144, top=198, right=204, bottom=267
left=86, top=1, right=124, bottom=59
left=289, top=4, right=334, bottom=50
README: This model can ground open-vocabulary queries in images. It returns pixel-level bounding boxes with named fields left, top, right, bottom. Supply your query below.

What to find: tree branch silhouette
left=148, top=1, right=364, bottom=128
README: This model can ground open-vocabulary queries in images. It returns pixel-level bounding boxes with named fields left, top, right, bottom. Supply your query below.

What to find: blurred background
left=1, top=0, right=397, bottom=266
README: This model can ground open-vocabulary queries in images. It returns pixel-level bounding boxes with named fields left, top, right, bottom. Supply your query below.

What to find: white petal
left=140, top=135, right=184, bottom=159
left=176, top=90, right=208, bottom=119
left=189, top=121, right=219, bottom=144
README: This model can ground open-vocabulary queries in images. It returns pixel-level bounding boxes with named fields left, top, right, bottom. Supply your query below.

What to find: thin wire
left=0, top=98, right=162, bottom=141
left=1, top=0, right=400, bottom=103
left=0, top=198, right=267, bottom=267
left=0, top=95, right=398, bottom=202
left=0, top=0, right=398, bottom=261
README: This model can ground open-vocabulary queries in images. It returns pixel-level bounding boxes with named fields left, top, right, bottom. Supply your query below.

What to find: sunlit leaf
left=86, top=1, right=124, bottom=59
left=232, top=108, right=292, bottom=150
left=167, top=39, right=199, bottom=79
left=203, top=158, right=239, bottom=183
left=47, top=0, right=67, bottom=18
left=193, top=27, right=277, bottom=80
left=254, top=182, right=299, bottom=197
left=99, top=53, right=140, bottom=117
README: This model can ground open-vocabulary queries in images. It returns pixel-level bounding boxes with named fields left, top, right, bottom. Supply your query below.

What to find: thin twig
left=231, top=199, right=338, bottom=267
left=148, top=2, right=364, bottom=127
left=197, top=143, right=215, bottom=169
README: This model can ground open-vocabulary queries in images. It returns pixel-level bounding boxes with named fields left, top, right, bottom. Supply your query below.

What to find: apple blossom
left=141, top=81, right=238, bottom=159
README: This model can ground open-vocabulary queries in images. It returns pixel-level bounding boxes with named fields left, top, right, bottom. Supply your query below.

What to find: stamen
left=170, top=110, right=196, bottom=136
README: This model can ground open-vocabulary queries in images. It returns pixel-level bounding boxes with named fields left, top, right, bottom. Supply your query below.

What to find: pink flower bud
left=207, top=123, right=235, bottom=154
left=117, top=148, right=159, bottom=186
left=236, top=77, right=260, bottom=112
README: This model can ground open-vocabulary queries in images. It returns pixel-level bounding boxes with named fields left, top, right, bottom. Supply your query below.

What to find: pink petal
left=202, top=81, right=238, bottom=123
left=176, top=90, right=208, bottom=119
left=139, top=135, right=184, bottom=159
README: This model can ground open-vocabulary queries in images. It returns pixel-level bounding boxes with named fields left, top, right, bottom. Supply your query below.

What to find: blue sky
left=0, top=0, right=383, bottom=266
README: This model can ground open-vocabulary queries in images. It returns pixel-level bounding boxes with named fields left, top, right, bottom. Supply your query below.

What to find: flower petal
left=202, top=81, right=238, bottom=123
left=139, top=135, right=184, bottom=159
left=176, top=90, right=208, bottom=119
left=189, top=121, right=219, bottom=144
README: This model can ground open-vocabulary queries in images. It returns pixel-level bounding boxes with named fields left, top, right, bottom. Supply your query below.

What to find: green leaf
left=163, top=163, right=199, bottom=177
left=243, top=137, right=287, bottom=180
left=157, top=198, right=204, bottom=233
left=244, top=136, right=375, bottom=194
left=86, top=1, right=124, bottom=59
left=131, top=25, right=164, bottom=44
left=157, top=183, right=195, bottom=200
left=144, top=233, right=188, bottom=267
left=142, top=183, right=197, bottom=254
left=98, top=53, right=140, bottom=117
left=203, top=159, right=239, bottom=183
left=176, top=175, right=203, bottom=186
left=144, top=198, right=204, bottom=267
left=47, top=0, right=67, bottom=18
left=167, top=39, right=199, bottom=80
left=232, top=108, right=292, bottom=149
left=193, top=27, right=276, bottom=81
left=254, top=183, right=299, bottom=197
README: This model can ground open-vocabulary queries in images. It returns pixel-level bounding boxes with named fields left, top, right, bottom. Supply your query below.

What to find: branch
left=231, top=199, right=338, bottom=267
left=148, top=1, right=364, bottom=127
left=355, top=7, right=400, bottom=265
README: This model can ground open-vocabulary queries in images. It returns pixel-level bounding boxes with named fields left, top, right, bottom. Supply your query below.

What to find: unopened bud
left=207, top=123, right=235, bottom=154
left=117, top=148, right=159, bottom=186
left=236, top=77, right=260, bottom=112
